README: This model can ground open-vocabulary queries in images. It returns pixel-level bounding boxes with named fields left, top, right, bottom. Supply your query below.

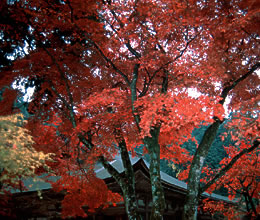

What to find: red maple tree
left=0, top=0, right=259, bottom=219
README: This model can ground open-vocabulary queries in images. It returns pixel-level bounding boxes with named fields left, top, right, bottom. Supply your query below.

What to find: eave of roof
left=95, top=156, right=237, bottom=204
left=13, top=155, right=237, bottom=204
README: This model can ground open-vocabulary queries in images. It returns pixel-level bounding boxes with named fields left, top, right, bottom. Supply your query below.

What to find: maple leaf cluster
left=0, top=0, right=259, bottom=218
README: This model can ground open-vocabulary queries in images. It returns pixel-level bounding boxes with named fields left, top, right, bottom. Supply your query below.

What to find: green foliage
left=182, top=123, right=231, bottom=169
left=161, top=123, right=232, bottom=180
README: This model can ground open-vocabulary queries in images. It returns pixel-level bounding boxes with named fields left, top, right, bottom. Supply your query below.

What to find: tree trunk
left=182, top=64, right=260, bottom=219
left=183, top=121, right=221, bottom=220
left=144, top=127, right=165, bottom=220
left=121, top=184, right=141, bottom=220
left=100, top=155, right=141, bottom=220
left=119, top=139, right=141, bottom=220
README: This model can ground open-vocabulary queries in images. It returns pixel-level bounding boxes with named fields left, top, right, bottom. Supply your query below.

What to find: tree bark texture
left=144, top=127, right=165, bottom=220
left=183, top=120, right=221, bottom=220
left=100, top=153, right=141, bottom=220
left=119, top=139, right=141, bottom=220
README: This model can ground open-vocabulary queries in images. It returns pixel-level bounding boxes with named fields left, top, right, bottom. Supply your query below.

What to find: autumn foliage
left=0, top=114, right=52, bottom=191
left=0, top=0, right=259, bottom=219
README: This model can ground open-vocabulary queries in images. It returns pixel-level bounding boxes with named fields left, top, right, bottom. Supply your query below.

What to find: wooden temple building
left=4, top=156, right=236, bottom=219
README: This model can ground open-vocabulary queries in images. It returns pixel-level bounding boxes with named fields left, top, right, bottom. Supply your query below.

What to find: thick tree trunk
left=183, top=120, right=221, bottom=220
left=100, top=155, right=141, bottom=220
left=144, top=127, right=165, bottom=220
left=119, top=139, right=141, bottom=220
left=183, top=175, right=200, bottom=220
left=121, top=185, right=140, bottom=220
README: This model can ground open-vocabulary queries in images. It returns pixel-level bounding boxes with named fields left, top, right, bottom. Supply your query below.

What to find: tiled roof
left=95, top=156, right=237, bottom=203
left=17, top=155, right=237, bottom=203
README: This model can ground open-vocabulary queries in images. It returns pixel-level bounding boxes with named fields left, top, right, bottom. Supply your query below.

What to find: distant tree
left=180, top=124, right=230, bottom=169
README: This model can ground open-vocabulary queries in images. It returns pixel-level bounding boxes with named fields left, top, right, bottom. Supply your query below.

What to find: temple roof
left=19, top=155, right=236, bottom=204
left=95, top=156, right=236, bottom=204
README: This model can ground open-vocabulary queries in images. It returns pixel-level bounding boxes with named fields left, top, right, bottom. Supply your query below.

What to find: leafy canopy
left=0, top=114, right=52, bottom=191
left=0, top=0, right=259, bottom=218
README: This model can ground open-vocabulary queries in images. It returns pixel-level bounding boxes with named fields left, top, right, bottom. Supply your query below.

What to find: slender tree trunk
left=183, top=121, right=221, bottom=220
left=182, top=64, right=260, bottom=219
left=144, top=127, right=165, bottom=220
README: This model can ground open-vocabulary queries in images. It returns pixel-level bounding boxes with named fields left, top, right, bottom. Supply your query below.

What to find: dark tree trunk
left=119, top=139, right=141, bottom=220
left=99, top=138, right=141, bottom=220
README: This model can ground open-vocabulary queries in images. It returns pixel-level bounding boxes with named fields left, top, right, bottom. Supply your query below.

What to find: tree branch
left=200, top=139, right=260, bottom=194
left=152, top=35, right=197, bottom=78
left=138, top=35, right=197, bottom=98
left=161, top=69, right=168, bottom=94
left=130, top=64, right=141, bottom=131
left=99, top=156, right=123, bottom=186
left=79, top=133, right=124, bottom=188
left=220, top=62, right=260, bottom=105
left=125, top=40, right=141, bottom=58
left=89, top=39, right=131, bottom=86
left=114, top=132, right=135, bottom=189
left=42, top=47, right=77, bottom=127
left=73, top=22, right=131, bottom=86
left=188, top=62, right=260, bottom=194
